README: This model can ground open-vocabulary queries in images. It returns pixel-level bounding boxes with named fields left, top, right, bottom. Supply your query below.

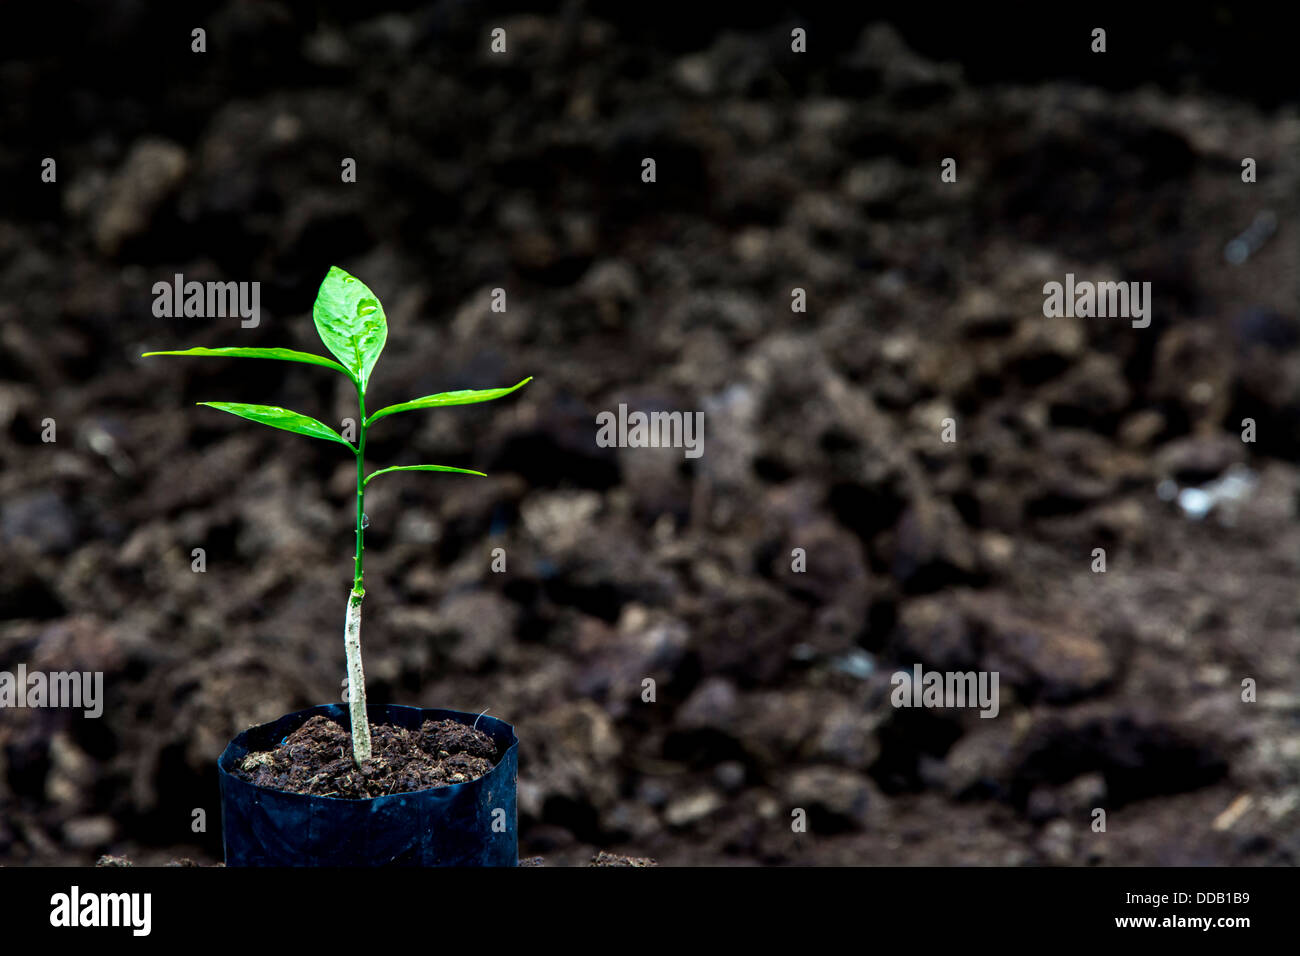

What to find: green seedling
left=144, top=266, right=530, bottom=766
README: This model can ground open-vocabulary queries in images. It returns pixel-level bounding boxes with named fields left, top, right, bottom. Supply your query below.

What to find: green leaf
left=311, top=266, right=388, bottom=393
left=366, top=377, right=532, bottom=427
left=364, top=464, right=487, bottom=487
left=142, top=347, right=354, bottom=379
left=197, top=402, right=354, bottom=448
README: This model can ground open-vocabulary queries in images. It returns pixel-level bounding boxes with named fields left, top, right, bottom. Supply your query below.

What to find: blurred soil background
left=2, top=2, right=1299, bottom=865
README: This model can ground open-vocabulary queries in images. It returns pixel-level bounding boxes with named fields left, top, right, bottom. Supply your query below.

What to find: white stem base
left=344, top=589, right=372, bottom=764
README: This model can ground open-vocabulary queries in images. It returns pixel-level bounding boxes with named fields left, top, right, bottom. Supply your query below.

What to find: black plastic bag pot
left=217, top=703, right=518, bottom=866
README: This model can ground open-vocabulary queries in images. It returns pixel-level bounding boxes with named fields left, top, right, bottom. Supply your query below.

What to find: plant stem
left=344, top=384, right=373, bottom=765
left=354, top=388, right=367, bottom=592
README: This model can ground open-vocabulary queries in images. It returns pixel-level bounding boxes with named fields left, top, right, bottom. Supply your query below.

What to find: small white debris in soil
left=1224, top=211, right=1276, bottom=264
left=1161, top=464, right=1258, bottom=525
left=240, top=751, right=274, bottom=772
left=831, top=648, right=875, bottom=680
left=1212, top=793, right=1253, bottom=831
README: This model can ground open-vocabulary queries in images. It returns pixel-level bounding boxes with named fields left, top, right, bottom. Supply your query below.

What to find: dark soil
left=3, top=7, right=1300, bottom=867
left=233, top=716, right=499, bottom=799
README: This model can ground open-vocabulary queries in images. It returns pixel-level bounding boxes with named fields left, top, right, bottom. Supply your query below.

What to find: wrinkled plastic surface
left=218, top=704, right=518, bottom=867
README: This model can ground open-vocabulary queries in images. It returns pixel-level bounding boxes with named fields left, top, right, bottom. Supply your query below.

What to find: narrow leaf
left=364, top=464, right=487, bottom=487
left=312, top=266, right=388, bottom=392
left=197, top=401, right=354, bottom=448
left=142, top=347, right=353, bottom=379
left=366, top=377, right=532, bottom=427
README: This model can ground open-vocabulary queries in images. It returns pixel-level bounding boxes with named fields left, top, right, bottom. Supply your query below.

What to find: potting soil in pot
left=232, top=715, right=500, bottom=798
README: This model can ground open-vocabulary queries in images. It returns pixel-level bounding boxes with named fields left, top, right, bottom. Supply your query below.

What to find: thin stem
left=354, top=387, right=367, bottom=592
left=344, top=383, right=372, bottom=765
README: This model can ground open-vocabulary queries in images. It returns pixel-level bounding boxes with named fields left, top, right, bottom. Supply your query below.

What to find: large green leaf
left=366, top=377, right=532, bottom=426
left=364, top=464, right=486, bottom=486
left=311, top=266, right=387, bottom=393
left=197, top=401, right=354, bottom=448
left=142, top=347, right=353, bottom=379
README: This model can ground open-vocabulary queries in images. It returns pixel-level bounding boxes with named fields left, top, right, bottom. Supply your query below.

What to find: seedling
left=144, top=266, right=530, bottom=766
